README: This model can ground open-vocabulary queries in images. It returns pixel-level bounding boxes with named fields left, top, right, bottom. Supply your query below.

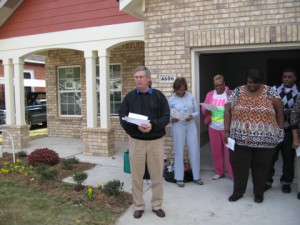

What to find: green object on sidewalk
left=123, top=150, right=131, bottom=174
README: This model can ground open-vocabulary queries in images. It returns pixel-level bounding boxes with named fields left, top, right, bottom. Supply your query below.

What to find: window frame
left=57, top=65, right=82, bottom=117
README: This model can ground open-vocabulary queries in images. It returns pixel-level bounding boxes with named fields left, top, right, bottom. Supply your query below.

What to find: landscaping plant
left=102, top=179, right=124, bottom=196
left=73, top=171, right=88, bottom=191
left=27, top=148, right=59, bottom=166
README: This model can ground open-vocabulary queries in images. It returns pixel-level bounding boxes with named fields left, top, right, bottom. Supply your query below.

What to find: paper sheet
left=200, top=103, right=218, bottom=112
left=296, top=146, right=300, bottom=157
left=226, top=138, right=235, bottom=151
left=170, top=108, right=188, bottom=121
left=122, top=112, right=150, bottom=126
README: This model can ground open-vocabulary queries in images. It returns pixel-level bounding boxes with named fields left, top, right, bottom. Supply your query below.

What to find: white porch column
left=84, top=50, right=97, bottom=128
left=98, top=49, right=111, bottom=129
left=3, top=58, right=16, bottom=125
left=13, top=57, right=26, bottom=125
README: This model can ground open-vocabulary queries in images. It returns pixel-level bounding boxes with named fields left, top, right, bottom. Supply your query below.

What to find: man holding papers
left=119, top=66, right=170, bottom=219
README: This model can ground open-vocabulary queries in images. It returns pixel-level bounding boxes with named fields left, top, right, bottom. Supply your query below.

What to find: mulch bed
left=0, top=152, right=132, bottom=212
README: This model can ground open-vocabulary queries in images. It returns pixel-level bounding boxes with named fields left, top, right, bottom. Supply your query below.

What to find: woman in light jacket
left=169, top=77, right=202, bottom=188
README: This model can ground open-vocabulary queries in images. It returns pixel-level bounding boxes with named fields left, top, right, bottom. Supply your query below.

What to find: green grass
left=0, top=179, right=119, bottom=225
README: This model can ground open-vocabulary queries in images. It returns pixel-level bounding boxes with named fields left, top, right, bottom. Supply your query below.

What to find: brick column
left=2, top=125, right=30, bottom=152
left=82, top=127, right=115, bottom=156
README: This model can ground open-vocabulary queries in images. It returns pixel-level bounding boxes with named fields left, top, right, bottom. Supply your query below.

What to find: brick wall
left=46, top=42, right=144, bottom=139
left=144, top=0, right=300, bottom=158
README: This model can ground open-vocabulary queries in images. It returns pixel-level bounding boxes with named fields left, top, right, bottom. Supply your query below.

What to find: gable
left=0, top=0, right=141, bottom=39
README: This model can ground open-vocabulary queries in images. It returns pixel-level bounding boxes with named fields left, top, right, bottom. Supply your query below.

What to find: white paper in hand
left=122, top=112, right=150, bottom=126
left=226, top=138, right=235, bottom=151
left=200, top=103, right=218, bottom=112
left=170, top=108, right=187, bottom=121
left=296, top=146, right=300, bottom=157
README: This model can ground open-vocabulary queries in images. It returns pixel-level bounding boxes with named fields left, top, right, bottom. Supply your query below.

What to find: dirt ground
left=0, top=152, right=132, bottom=212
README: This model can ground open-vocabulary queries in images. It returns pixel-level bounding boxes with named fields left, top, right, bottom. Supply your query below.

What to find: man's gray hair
left=134, top=65, right=151, bottom=77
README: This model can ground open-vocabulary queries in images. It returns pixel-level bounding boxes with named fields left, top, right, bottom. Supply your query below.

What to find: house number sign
left=158, top=73, right=176, bottom=83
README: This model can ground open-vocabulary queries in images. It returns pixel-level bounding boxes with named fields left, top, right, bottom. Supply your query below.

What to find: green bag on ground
left=123, top=150, right=131, bottom=174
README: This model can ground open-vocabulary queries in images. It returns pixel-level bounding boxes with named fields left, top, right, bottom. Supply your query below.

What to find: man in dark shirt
left=119, top=65, right=170, bottom=219
left=266, top=68, right=299, bottom=193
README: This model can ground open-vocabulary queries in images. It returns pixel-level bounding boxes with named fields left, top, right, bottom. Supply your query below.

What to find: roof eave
left=119, top=0, right=144, bottom=20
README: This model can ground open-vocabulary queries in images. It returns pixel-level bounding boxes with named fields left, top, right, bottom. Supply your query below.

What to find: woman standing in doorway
left=202, top=74, right=233, bottom=180
left=224, top=69, right=284, bottom=203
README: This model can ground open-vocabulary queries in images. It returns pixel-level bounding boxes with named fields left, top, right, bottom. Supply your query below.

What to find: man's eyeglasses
left=134, top=75, right=146, bottom=80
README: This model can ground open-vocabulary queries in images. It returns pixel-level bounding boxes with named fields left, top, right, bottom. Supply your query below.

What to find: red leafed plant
left=27, top=148, right=59, bottom=166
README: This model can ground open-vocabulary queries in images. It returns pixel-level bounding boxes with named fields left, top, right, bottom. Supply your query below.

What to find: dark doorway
left=267, top=58, right=300, bottom=86
left=199, top=49, right=300, bottom=103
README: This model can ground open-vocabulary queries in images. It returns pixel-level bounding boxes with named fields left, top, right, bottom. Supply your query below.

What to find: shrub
left=62, top=157, right=79, bottom=170
left=33, top=163, right=58, bottom=181
left=16, top=150, right=27, bottom=158
left=27, top=148, right=59, bottom=166
left=36, top=169, right=58, bottom=181
left=33, top=163, right=47, bottom=174
left=73, top=171, right=88, bottom=186
left=102, top=180, right=124, bottom=196
left=62, top=160, right=74, bottom=170
left=67, top=157, right=79, bottom=164
left=73, top=171, right=88, bottom=192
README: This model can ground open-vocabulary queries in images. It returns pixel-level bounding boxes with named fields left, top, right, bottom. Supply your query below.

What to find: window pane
left=58, top=67, right=81, bottom=116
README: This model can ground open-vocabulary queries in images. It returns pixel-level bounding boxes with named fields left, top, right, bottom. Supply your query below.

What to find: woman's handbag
left=123, top=150, right=131, bottom=174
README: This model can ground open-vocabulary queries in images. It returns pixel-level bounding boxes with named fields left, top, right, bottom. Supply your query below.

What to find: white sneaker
left=212, top=174, right=224, bottom=180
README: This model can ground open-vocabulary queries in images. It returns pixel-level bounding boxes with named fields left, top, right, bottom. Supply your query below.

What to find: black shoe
left=265, top=183, right=272, bottom=191
left=152, top=209, right=166, bottom=218
left=228, top=193, right=243, bottom=202
left=254, top=194, right=264, bottom=203
left=133, top=210, right=144, bottom=219
left=297, top=192, right=300, bottom=199
left=282, top=184, right=291, bottom=193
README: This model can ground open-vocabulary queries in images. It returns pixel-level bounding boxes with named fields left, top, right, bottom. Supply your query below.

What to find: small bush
left=102, top=180, right=124, bottom=196
left=62, top=157, right=79, bottom=170
left=62, top=160, right=74, bottom=170
left=27, top=148, right=59, bottom=166
left=36, top=169, right=58, bottom=181
left=73, top=171, right=88, bottom=192
left=73, top=171, right=88, bottom=186
left=67, top=157, right=79, bottom=164
left=33, top=164, right=47, bottom=174
left=16, top=150, right=27, bottom=158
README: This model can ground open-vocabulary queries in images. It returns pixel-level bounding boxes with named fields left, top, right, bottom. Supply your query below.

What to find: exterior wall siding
left=24, top=62, right=46, bottom=92
left=0, top=0, right=141, bottom=39
left=143, top=0, right=300, bottom=158
left=46, top=42, right=144, bottom=140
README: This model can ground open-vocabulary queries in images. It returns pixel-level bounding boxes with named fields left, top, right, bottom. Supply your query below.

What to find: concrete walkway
left=18, top=137, right=299, bottom=225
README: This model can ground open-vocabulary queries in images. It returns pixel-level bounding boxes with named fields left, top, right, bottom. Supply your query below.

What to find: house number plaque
left=158, top=73, right=176, bottom=83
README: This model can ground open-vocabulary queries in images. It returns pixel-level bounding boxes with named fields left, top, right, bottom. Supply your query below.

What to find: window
left=96, top=64, right=121, bottom=115
left=58, top=66, right=81, bottom=116
left=24, top=71, right=34, bottom=93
